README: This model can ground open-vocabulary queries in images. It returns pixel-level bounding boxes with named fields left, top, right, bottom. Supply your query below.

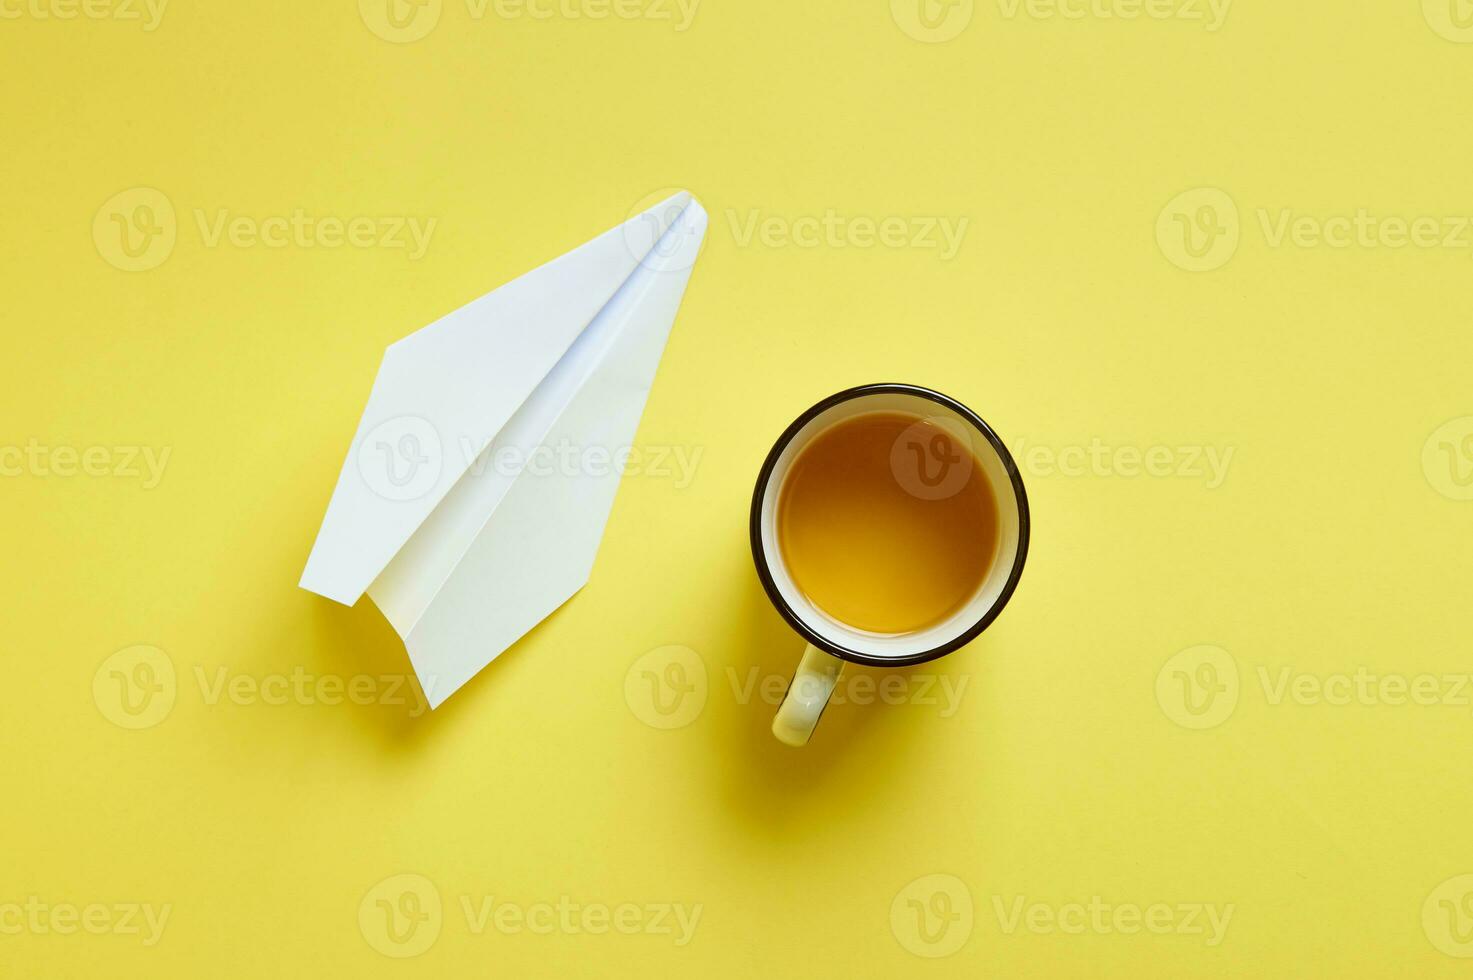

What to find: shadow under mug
left=749, top=383, right=1030, bottom=746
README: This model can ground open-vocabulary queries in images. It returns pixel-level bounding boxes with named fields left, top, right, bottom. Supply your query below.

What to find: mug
left=749, top=383, right=1030, bottom=746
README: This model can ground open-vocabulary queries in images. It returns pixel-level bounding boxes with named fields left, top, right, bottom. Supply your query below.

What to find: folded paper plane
left=300, top=192, right=708, bottom=708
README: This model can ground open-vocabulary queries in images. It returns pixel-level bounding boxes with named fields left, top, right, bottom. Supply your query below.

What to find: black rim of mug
left=748, top=382, right=1031, bottom=669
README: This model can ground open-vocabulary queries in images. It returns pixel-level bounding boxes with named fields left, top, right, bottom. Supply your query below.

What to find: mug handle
left=772, top=644, right=844, bottom=747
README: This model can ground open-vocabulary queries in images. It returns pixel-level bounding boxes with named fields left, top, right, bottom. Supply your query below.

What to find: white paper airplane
left=300, top=192, right=708, bottom=708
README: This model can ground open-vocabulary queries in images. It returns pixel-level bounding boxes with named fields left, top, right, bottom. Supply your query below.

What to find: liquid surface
left=777, top=412, right=999, bottom=635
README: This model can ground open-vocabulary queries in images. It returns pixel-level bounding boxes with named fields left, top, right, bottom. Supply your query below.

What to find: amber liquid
left=777, top=412, right=999, bottom=634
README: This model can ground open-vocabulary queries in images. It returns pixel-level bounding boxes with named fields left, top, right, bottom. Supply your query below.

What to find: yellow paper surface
left=4, top=1, right=1472, bottom=976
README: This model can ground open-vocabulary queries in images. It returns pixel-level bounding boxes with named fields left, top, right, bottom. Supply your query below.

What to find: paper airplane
left=300, top=192, right=708, bottom=708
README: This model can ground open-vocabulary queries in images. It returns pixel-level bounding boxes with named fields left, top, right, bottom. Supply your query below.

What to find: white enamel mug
left=749, top=383, right=1030, bottom=747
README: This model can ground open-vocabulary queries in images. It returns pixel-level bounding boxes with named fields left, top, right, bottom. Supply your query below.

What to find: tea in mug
left=777, top=412, right=998, bottom=635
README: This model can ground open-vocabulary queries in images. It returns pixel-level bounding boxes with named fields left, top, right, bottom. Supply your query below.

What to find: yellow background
left=4, top=0, right=1473, bottom=975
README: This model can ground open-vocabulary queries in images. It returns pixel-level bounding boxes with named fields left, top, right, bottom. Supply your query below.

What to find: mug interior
left=753, top=386, right=1028, bottom=665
